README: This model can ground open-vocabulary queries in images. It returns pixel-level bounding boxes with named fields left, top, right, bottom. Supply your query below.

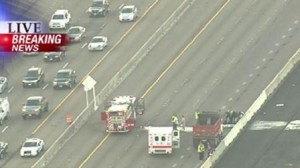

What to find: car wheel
left=37, top=113, right=41, bottom=119
left=22, top=116, right=26, bottom=120
left=44, top=105, right=48, bottom=112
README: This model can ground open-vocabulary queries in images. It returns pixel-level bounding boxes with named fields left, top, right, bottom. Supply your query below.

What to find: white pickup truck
left=0, top=97, right=9, bottom=125
left=49, top=9, right=71, bottom=30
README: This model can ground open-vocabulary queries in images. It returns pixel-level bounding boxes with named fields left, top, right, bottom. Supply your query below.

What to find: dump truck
left=193, top=111, right=223, bottom=149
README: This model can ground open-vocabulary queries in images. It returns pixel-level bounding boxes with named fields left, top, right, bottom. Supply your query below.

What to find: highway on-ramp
left=46, top=0, right=299, bottom=168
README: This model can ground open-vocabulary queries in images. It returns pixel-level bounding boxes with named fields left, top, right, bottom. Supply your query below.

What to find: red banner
left=0, top=34, right=68, bottom=52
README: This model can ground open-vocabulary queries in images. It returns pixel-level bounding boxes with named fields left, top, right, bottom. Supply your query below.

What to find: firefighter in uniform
left=172, top=114, right=179, bottom=130
left=198, top=141, right=205, bottom=160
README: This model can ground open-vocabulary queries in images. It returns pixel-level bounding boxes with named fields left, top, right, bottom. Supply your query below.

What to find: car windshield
left=57, top=72, right=70, bottom=78
left=26, top=99, right=40, bottom=106
left=0, top=142, right=6, bottom=148
left=92, top=2, right=103, bottom=7
left=91, top=37, right=104, bottom=43
left=23, top=141, right=37, bottom=147
left=26, top=70, right=38, bottom=77
left=68, top=28, right=81, bottom=34
left=121, top=8, right=133, bottom=14
left=52, top=14, right=64, bottom=20
left=45, top=52, right=60, bottom=56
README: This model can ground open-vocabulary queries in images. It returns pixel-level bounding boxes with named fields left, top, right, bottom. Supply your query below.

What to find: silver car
left=0, top=77, right=8, bottom=94
left=67, top=26, right=86, bottom=42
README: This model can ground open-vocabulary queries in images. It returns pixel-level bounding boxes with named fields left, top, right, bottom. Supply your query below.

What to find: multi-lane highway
left=46, top=0, right=299, bottom=168
left=0, top=0, right=299, bottom=168
left=1, top=0, right=187, bottom=167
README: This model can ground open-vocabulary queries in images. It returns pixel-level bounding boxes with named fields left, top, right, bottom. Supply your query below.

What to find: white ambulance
left=148, top=127, right=174, bottom=154
left=0, top=97, right=9, bottom=125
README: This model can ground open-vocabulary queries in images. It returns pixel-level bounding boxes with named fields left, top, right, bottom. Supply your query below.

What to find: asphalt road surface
left=47, top=0, right=299, bottom=168
left=0, top=0, right=181, bottom=167
left=213, top=59, right=300, bottom=168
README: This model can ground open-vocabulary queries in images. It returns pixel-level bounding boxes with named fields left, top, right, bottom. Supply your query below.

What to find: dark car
left=67, top=26, right=86, bottom=42
left=22, top=96, right=48, bottom=119
left=0, top=141, right=8, bottom=159
left=22, top=67, right=45, bottom=88
left=44, top=52, right=66, bottom=62
left=87, top=0, right=109, bottom=17
left=53, top=69, right=76, bottom=89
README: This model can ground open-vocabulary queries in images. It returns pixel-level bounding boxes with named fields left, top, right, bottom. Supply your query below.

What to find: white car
left=0, top=77, right=8, bottom=94
left=20, top=138, right=44, bottom=157
left=88, top=36, right=108, bottom=51
left=119, top=5, right=138, bottom=22
left=49, top=9, right=71, bottom=29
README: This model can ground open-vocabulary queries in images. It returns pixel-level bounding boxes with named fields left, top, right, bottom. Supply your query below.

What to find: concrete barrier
left=32, top=1, right=196, bottom=167
left=201, top=48, right=300, bottom=168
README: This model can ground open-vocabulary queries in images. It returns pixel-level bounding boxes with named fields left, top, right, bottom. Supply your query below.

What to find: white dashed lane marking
left=42, top=83, right=49, bottom=90
left=81, top=43, right=87, bottom=48
left=63, top=62, right=69, bottom=69
left=2, top=126, right=8, bottom=133
left=8, top=86, right=14, bottom=93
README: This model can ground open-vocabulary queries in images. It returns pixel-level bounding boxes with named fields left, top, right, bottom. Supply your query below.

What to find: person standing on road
left=198, top=141, right=205, bottom=160
left=195, top=111, right=200, bottom=124
left=180, top=115, right=186, bottom=131
left=172, top=114, right=179, bottom=130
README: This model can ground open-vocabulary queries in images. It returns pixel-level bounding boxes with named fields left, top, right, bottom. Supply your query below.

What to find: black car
left=22, top=96, right=49, bottom=119
left=53, top=69, right=76, bottom=89
left=22, top=67, right=45, bottom=88
left=87, top=0, right=109, bottom=17
left=0, top=141, right=8, bottom=159
left=44, top=52, right=66, bottom=62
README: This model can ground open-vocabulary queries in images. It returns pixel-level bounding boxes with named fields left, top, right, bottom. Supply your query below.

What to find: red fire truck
left=101, top=95, right=144, bottom=132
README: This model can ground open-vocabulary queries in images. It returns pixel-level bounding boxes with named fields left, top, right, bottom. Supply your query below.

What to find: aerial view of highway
left=0, top=0, right=299, bottom=168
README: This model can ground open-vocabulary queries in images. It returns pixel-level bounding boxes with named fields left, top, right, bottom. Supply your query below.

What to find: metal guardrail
left=32, top=0, right=196, bottom=167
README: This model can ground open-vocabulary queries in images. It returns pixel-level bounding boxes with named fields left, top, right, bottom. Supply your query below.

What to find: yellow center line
left=78, top=133, right=111, bottom=168
left=78, top=0, right=232, bottom=167
left=142, top=0, right=232, bottom=99
left=32, top=0, right=160, bottom=135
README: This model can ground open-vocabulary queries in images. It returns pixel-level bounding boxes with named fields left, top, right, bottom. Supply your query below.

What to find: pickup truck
left=0, top=141, right=8, bottom=159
